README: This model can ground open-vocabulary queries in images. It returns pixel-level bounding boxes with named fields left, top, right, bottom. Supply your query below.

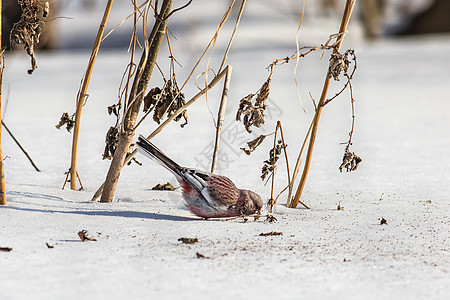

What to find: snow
left=1, top=1, right=449, bottom=299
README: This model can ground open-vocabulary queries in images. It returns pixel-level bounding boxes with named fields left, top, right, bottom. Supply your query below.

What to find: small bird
left=136, top=135, right=263, bottom=219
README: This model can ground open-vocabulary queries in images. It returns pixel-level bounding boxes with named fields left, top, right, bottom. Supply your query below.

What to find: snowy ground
left=1, top=1, right=449, bottom=299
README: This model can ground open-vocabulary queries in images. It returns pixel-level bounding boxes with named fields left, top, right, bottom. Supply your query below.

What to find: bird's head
left=239, top=189, right=263, bottom=215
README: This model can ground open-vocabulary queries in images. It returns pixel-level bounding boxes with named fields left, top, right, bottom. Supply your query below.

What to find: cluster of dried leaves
left=328, top=50, right=353, bottom=81
left=261, top=139, right=285, bottom=181
left=10, top=0, right=49, bottom=74
left=55, top=112, right=75, bottom=132
left=339, top=149, right=362, bottom=172
left=236, top=77, right=271, bottom=133
left=143, top=79, right=188, bottom=127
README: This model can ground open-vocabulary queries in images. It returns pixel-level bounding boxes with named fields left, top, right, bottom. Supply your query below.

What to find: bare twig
left=1, top=121, right=40, bottom=172
left=211, top=65, right=232, bottom=173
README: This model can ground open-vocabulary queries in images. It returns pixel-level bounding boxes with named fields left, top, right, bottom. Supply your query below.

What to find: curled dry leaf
left=152, top=182, right=176, bottom=191
left=328, top=50, right=353, bottom=81
left=240, top=134, right=266, bottom=155
left=261, top=139, right=284, bottom=180
left=78, top=230, right=97, bottom=242
left=236, top=77, right=271, bottom=133
left=339, top=149, right=362, bottom=172
left=102, top=126, right=119, bottom=160
left=55, top=112, right=75, bottom=132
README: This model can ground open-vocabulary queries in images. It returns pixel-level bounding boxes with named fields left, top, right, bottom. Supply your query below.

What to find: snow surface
left=1, top=1, right=449, bottom=299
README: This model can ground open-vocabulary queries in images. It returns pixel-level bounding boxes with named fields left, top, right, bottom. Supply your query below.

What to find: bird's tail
left=136, top=135, right=183, bottom=177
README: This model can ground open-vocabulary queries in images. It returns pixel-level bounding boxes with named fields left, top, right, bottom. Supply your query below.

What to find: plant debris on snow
left=178, top=238, right=198, bottom=244
left=78, top=230, right=97, bottom=242
left=152, top=182, right=176, bottom=191
left=259, top=231, right=283, bottom=237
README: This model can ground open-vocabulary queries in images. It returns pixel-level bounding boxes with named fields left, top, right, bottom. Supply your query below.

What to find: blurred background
left=2, top=0, right=449, bottom=51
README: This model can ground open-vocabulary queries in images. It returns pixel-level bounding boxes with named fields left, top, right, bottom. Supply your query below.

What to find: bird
left=136, top=135, right=263, bottom=219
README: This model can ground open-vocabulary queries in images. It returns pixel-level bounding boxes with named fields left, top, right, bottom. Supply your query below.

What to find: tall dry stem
left=289, top=0, right=356, bottom=208
left=0, top=1, right=6, bottom=205
left=211, top=66, right=232, bottom=173
left=68, top=0, right=114, bottom=190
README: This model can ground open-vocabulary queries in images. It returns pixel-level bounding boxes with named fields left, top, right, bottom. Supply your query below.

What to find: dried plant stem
left=289, top=0, right=356, bottom=208
left=286, top=119, right=312, bottom=208
left=0, top=1, right=6, bottom=205
left=68, top=0, right=114, bottom=191
left=92, top=65, right=231, bottom=201
left=268, top=121, right=292, bottom=213
left=211, top=65, right=232, bottom=173
left=2, top=121, right=40, bottom=172
left=218, top=0, right=246, bottom=73
left=100, top=0, right=174, bottom=203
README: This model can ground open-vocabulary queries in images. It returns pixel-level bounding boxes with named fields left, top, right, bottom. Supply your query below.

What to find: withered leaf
left=55, top=112, right=75, bottom=133
left=152, top=182, right=176, bottom=191
left=339, top=149, right=362, bottom=172
left=241, top=134, right=266, bottom=155
left=196, top=252, right=209, bottom=259
left=78, top=230, right=97, bottom=242
left=102, top=126, right=119, bottom=160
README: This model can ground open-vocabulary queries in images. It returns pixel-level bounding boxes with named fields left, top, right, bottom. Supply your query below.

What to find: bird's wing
left=183, top=169, right=239, bottom=208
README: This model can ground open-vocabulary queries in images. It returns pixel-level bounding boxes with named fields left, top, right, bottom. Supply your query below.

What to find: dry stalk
left=64, top=0, right=114, bottom=191
left=289, top=0, right=356, bottom=209
left=265, top=121, right=292, bottom=213
left=211, top=65, right=232, bottom=173
left=293, top=0, right=306, bottom=111
left=0, top=23, right=5, bottom=205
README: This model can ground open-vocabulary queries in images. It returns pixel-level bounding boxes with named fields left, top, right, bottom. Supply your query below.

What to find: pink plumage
left=136, top=135, right=263, bottom=219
